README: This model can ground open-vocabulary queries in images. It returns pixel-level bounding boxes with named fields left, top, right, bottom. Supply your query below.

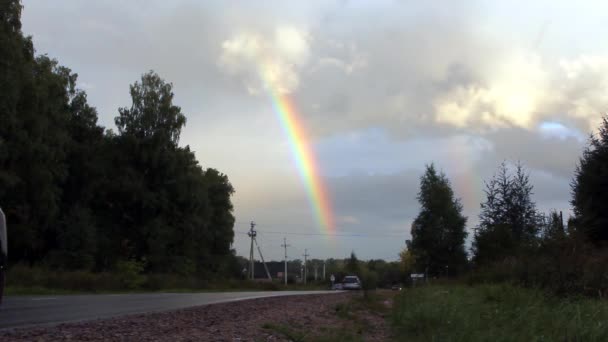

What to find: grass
left=4, top=265, right=329, bottom=295
left=5, top=283, right=328, bottom=296
left=392, top=283, right=608, bottom=341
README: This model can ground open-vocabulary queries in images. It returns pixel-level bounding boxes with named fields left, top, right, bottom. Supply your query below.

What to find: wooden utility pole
left=248, top=222, right=256, bottom=280
left=303, top=249, right=309, bottom=285
left=281, top=238, right=290, bottom=285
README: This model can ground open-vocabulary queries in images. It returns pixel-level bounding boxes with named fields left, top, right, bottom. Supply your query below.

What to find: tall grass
left=5, top=265, right=328, bottom=294
left=392, top=284, right=608, bottom=341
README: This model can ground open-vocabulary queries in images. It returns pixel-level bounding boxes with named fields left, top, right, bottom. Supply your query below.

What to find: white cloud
left=434, top=52, right=608, bottom=134
left=218, top=26, right=311, bottom=94
left=434, top=52, right=547, bottom=130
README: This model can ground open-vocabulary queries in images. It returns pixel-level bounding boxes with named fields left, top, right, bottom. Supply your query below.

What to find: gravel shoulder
left=0, top=291, right=392, bottom=341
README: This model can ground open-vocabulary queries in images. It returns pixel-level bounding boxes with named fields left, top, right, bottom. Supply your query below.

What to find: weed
left=392, top=284, right=608, bottom=341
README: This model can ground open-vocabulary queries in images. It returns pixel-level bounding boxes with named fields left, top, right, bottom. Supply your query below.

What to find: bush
left=361, top=270, right=378, bottom=298
left=115, top=260, right=146, bottom=289
left=6, top=265, right=123, bottom=292
left=470, top=234, right=608, bottom=297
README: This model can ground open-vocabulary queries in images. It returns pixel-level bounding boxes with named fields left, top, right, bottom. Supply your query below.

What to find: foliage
left=392, top=284, right=608, bottom=341
left=399, top=246, right=415, bottom=276
left=473, top=162, right=540, bottom=264
left=360, top=269, right=378, bottom=298
left=571, top=117, right=608, bottom=243
left=410, top=164, right=468, bottom=276
left=116, top=260, right=146, bottom=289
left=345, top=251, right=360, bottom=275
left=0, top=2, right=236, bottom=280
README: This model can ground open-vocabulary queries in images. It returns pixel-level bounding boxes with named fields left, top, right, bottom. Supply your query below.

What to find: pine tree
left=410, top=164, right=468, bottom=276
left=571, top=117, right=608, bottom=243
left=473, top=162, right=539, bottom=264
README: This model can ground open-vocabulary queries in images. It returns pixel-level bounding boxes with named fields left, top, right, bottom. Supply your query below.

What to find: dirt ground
left=0, top=291, right=393, bottom=341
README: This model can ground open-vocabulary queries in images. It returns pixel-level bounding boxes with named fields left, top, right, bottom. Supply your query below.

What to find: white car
left=342, top=275, right=362, bottom=290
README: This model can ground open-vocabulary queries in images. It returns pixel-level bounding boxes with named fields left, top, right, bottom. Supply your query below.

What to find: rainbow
left=259, top=71, right=335, bottom=235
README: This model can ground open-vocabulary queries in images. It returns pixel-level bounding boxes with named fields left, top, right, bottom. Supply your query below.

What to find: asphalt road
left=0, top=290, right=338, bottom=330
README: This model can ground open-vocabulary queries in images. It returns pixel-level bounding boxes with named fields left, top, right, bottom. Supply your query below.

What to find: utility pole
left=248, top=221, right=256, bottom=280
left=303, top=249, right=309, bottom=285
left=281, top=238, right=290, bottom=285
left=247, top=221, right=272, bottom=281
left=314, top=263, right=318, bottom=281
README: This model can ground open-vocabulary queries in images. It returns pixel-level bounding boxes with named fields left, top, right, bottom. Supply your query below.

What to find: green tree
left=0, top=2, right=76, bottom=264
left=345, top=251, right=360, bottom=275
left=115, top=71, right=186, bottom=146
left=399, top=247, right=415, bottom=275
left=542, top=210, right=565, bottom=241
left=0, top=3, right=238, bottom=280
left=571, top=117, right=608, bottom=244
left=473, top=162, right=539, bottom=264
left=410, top=164, right=468, bottom=276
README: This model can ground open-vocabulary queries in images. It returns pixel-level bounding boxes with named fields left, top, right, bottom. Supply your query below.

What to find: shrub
left=115, top=260, right=146, bottom=289
left=361, top=270, right=378, bottom=298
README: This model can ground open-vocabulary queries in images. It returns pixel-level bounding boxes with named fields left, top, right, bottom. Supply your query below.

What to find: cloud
left=20, top=0, right=608, bottom=260
left=433, top=53, right=608, bottom=134
left=434, top=52, right=549, bottom=130
left=219, top=27, right=311, bottom=94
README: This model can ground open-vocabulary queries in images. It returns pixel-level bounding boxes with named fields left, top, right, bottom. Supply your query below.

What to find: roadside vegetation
left=392, top=284, right=608, bottom=341
left=2, top=1, right=241, bottom=290
left=4, top=264, right=329, bottom=295
left=402, top=115, right=608, bottom=298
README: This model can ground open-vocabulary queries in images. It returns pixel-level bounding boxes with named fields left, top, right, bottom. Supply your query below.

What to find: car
left=391, top=284, right=403, bottom=291
left=342, top=275, right=362, bottom=290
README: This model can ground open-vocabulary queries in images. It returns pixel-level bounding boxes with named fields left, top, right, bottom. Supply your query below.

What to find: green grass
left=5, top=283, right=328, bottom=296
left=4, top=265, right=329, bottom=295
left=392, top=284, right=608, bottom=341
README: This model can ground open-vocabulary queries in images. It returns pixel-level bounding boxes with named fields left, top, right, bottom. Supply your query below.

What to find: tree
left=542, top=210, right=565, bottom=241
left=571, top=117, right=608, bottom=244
left=0, top=2, right=239, bottom=279
left=399, top=247, right=415, bottom=275
left=410, top=164, right=468, bottom=276
left=115, top=71, right=186, bottom=146
left=0, top=3, right=77, bottom=264
left=345, top=251, right=360, bottom=275
left=473, top=162, right=539, bottom=264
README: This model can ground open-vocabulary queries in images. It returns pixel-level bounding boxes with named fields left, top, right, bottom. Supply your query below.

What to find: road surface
left=0, top=290, right=338, bottom=330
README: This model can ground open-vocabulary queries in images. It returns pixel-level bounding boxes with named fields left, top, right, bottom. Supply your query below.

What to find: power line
left=235, top=229, right=406, bottom=238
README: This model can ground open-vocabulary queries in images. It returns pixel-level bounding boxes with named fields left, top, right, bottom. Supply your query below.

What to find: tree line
left=404, top=116, right=608, bottom=295
left=0, top=1, right=238, bottom=278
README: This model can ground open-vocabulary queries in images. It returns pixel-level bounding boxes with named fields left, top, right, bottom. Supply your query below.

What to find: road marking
left=31, top=297, right=57, bottom=301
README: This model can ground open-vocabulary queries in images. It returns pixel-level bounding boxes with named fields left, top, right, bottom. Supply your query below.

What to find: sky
left=20, top=0, right=608, bottom=261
